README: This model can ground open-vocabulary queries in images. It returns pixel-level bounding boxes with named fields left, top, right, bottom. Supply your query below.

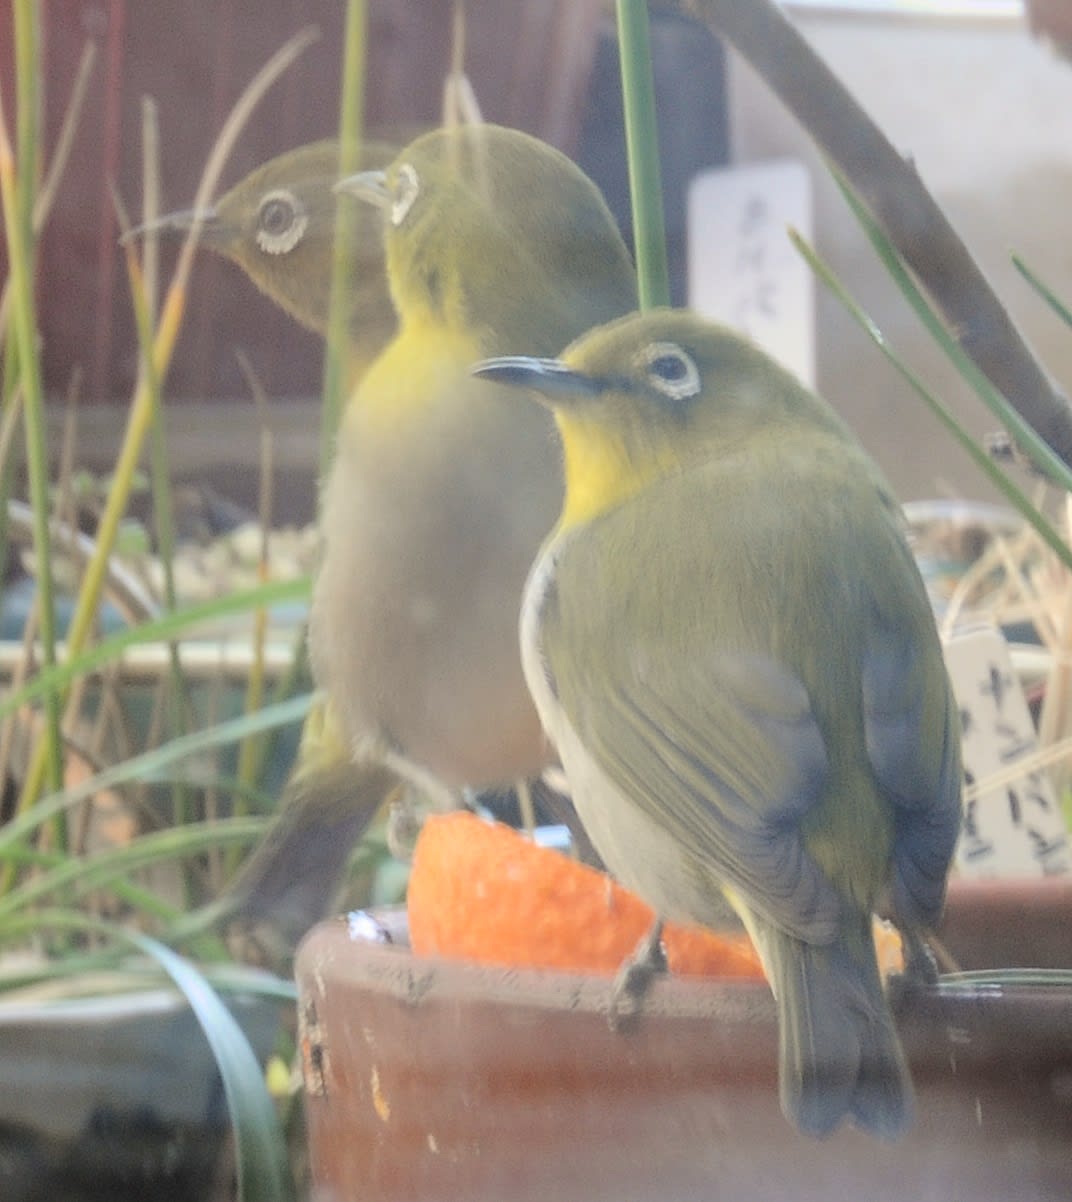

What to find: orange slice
left=407, top=811, right=765, bottom=980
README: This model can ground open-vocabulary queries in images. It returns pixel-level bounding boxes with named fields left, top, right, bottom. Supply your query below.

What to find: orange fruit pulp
left=407, top=810, right=765, bottom=980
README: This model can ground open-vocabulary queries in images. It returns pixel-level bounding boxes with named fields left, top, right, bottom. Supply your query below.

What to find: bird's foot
left=385, top=785, right=424, bottom=862
left=902, top=927, right=940, bottom=985
left=608, top=919, right=666, bottom=1032
left=887, top=926, right=951, bottom=1010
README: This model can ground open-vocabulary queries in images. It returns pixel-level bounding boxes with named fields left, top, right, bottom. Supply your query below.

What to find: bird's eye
left=255, top=189, right=308, bottom=255
left=639, top=342, right=700, bottom=401
left=391, top=163, right=420, bottom=227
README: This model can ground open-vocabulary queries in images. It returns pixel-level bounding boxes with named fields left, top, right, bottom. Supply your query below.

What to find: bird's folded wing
left=862, top=625, right=962, bottom=927
left=549, top=634, right=843, bottom=945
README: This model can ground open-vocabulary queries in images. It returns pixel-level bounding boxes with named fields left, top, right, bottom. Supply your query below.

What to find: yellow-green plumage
left=130, top=141, right=403, bottom=936
left=178, top=139, right=398, bottom=377
left=312, top=124, right=638, bottom=792
left=477, top=309, right=961, bottom=1138
left=140, top=129, right=636, bottom=937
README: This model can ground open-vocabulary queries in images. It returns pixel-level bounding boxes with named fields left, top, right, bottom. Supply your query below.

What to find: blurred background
left=3, top=0, right=1071, bottom=515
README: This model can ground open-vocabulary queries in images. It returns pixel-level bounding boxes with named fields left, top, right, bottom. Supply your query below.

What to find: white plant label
left=943, top=624, right=1071, bottom=878
left=687, top=159, right=815, bottom=387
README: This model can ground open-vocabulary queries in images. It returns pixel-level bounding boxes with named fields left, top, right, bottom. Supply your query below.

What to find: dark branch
left=682, top=0, right=1072, bottom=470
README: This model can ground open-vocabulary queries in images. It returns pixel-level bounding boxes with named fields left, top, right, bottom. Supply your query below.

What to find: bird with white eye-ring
left=123, top=139, right=398, bottom=353
left=254, top=188, right=309, bottom=255
left=472, top=308, right=960, bottom=1141
left=637, top=342, right=702, bottom=401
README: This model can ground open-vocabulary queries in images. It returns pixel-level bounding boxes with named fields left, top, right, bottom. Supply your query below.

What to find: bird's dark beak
left=334, top=169, right=389, bottom=208
left=119, top=207, right=222, bottom=246
left=471, top=356, right=604, bottom=405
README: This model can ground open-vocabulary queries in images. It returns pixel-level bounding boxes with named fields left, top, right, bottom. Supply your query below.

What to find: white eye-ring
left=255, top=189, right=308, bottom=255
left=391, top=163, right=420, bottom=226
left=638, top=342, right=700, bottom=401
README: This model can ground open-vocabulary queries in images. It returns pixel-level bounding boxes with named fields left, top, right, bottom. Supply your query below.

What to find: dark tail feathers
left=760, top=914, right=913, bottom=1139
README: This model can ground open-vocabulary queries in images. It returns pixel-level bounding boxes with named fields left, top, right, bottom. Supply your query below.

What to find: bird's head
left=335, top=123, right=636, bottom=354
left=474, top=309, right=851, bottom=526
left=124, top=140, right=393, bottom=338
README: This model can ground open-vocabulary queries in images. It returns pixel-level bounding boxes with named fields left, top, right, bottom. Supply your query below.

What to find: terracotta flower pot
left=295, top=879, right=1072, bottom=1202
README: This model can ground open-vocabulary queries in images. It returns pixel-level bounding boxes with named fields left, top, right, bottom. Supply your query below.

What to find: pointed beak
left=471, top=356, right=605, bottom=405
left=119, top=206, right=221, bottom=246
left=333, top=169, right=389, bottom=208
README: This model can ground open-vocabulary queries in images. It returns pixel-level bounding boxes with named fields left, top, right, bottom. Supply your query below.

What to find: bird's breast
left=309, top=329, right=561, bottom=788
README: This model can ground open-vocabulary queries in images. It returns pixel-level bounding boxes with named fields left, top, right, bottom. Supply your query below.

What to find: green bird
left=475, top=309, right=961, bottom=1139
left=140, top=128, right=636, bottom=939
left=310, top=123, right=637, bottom=800
left=138, top=138, right=398, bottom=378
left=133, top=141, right=402, bottom=937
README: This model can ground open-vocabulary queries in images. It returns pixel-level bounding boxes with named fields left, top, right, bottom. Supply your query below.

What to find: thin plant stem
left=139, top=98, right=198, bottom=846
left=232, top=351, right=273, bottom=867
left=113, top=135, right=197, bottom=848
left=252, top=622, right=314, bottom=796
left=0, top=26, right=64, bottom=806
left=0, top=593, right=41, bottom=821
left=139, top=97, right=160, bottom=323
left=0, top=695, right=313, bottom=865
left=321, top=0, right=367, bottom=475
left=35, top=43, right=96, bottom=221
left=615, top=0, right=669, bottom=310
left=1013, top=255, right=1072, bottom=331
left=832, top=172, right=1072, bottom=497
left=0, top=42, right=96, bottom=343
left=0, top=817, right=269, bottom=920
left=791, top=227, right=1072, bottom=577
left=0, top=575, right=311, bottom=721
left=0, top=390, right=18, bottom=584
left=0, top=43, right=95, bottom=595
left=13, top=0, right=38, bottom=254
left=14, top=28, right=319, bottom=823
left=681, top=0, right=1072, bottom=468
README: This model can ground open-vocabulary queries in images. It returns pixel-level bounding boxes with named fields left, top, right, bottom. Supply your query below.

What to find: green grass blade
left=0, top=15, right=63, bottom=799
left=0, top=693, right=313, bottom=858
left=832, top=170, right=1072, bottom=495
left=118, top=150, right=200, bottom=852
left=131, top=935, right=294, bottom=1201
left=0, top=574, right=311, bottom=720
left=0, top=816, right=270, bottom=920
left=0, top=912, right=294, bottom=1202
left=1013, top=254, right=1072, bottom=330
left=14, top=28, right=320, bottom=823
left=615, top=0, right=670, bottom=310
left=0, top=950, right=299, bottom=1008
left=789, top=228, right=1072, bottom=575
left=0, top=841, right=195, bottom=926
left=321, top=0, right=368, bottom=474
